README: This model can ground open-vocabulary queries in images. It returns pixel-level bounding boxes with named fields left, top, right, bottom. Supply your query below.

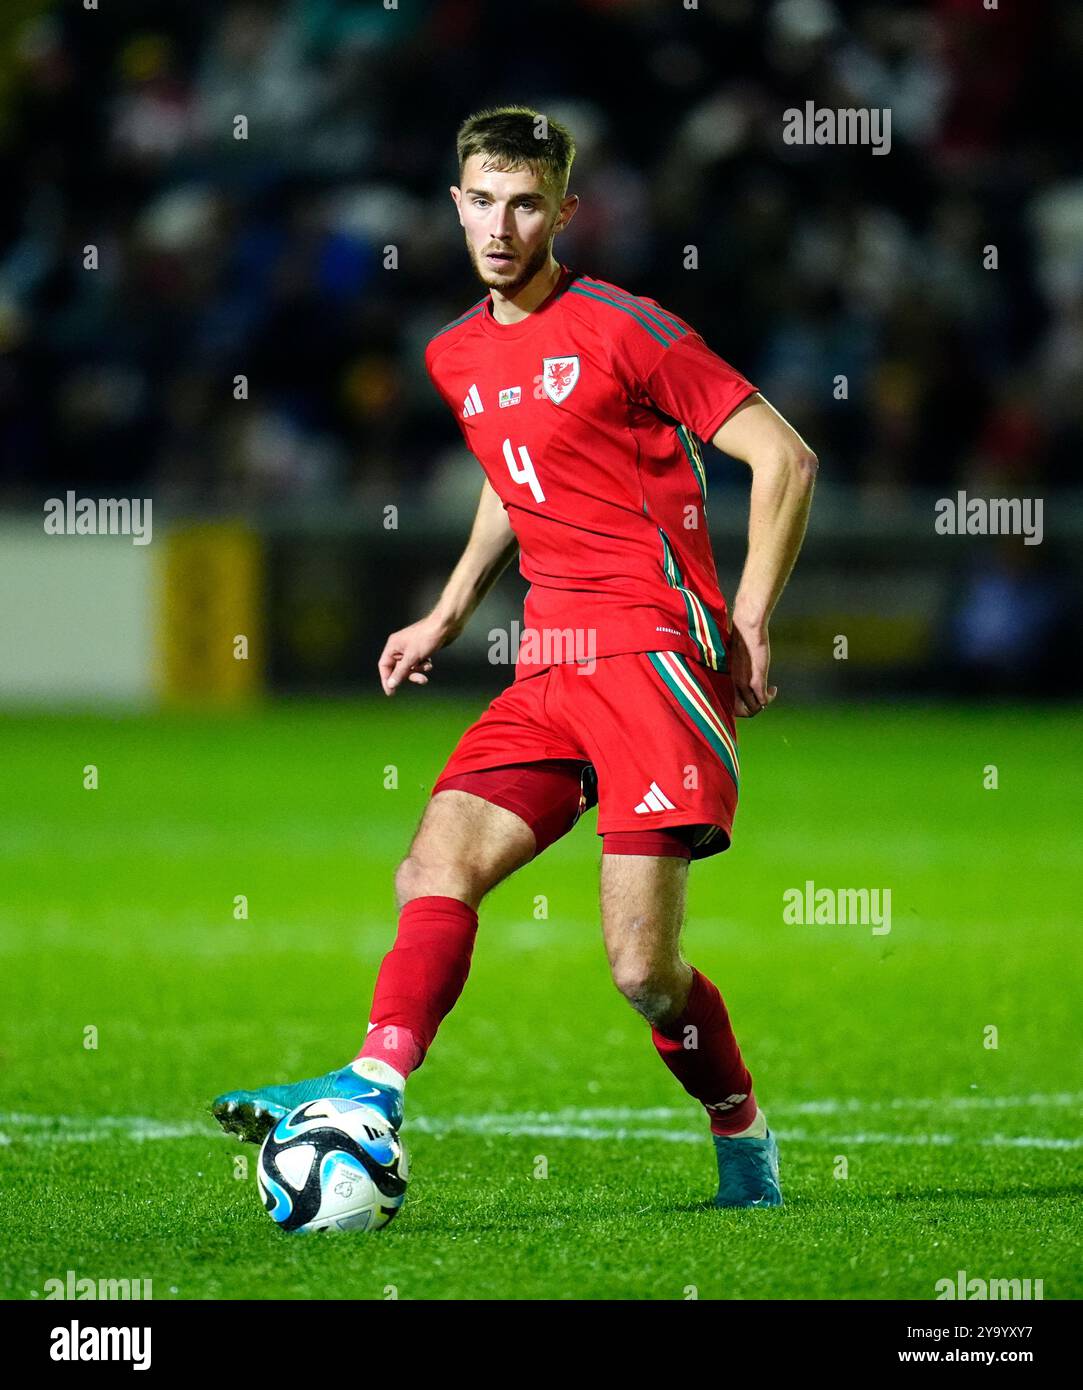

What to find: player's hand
left=729, top=617, right=777, bottom=717
left=378, top=614, right=456, bottom=696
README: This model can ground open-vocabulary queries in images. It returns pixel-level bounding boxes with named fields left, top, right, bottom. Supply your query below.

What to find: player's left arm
left=710, top=393, right=818, bottom=718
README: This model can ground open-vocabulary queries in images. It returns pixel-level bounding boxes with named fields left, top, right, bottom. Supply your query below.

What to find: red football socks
left=358, top=905, right=755, bottom=1138
left=650, top=966, right=757, bottom=1135
left=357, top=895, right=479, bottom=1080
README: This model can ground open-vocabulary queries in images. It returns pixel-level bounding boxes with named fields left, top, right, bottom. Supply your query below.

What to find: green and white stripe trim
left=567, top=277, right=690, bottom=348
left=647, top=651, right=740, bottom=789
left=675, top=424, right=707, bottom=502
left=427, top=299, right=488, bottom=342
left=657, top=527, right=727, bottom=672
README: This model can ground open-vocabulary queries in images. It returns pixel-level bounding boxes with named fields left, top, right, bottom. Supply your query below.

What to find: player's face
left=452, top=157, right=564, bottom=296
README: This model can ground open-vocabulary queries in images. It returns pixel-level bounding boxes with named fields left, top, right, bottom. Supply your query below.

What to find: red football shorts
left=432, top=650, right=740, bottom=861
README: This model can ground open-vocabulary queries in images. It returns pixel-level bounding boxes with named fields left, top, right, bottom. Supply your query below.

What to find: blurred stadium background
left=1, top=0, right=1081, bottom=708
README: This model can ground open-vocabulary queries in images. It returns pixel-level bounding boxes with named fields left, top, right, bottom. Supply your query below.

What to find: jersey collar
left=478, top=263, right=573, bottom=340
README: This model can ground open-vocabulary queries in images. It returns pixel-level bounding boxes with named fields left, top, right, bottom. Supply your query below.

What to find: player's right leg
left=213, top=664, right=589, bottom=1144
left=211, top=779, right=573, bottom=1143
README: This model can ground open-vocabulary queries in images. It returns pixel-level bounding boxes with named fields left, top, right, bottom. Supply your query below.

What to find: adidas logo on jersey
left=462, top=384, right=484, bottom=417
left=635, top=781, right=676, bottom=814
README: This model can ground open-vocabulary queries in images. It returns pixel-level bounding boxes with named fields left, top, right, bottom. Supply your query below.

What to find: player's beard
left=468, top=235, right=554, bottom=300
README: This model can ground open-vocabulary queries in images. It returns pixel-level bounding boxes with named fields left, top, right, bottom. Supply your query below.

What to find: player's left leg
left=548, top=650, right=781, bottom=1206
left=599, top=841, right=782, bottom=1208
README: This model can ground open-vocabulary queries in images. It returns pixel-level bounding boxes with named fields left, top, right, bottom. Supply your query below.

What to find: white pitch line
left=776, top=1091, right=1083, bottom=1116
left=414, top=1092, right=1083, bottom=1124
left=405, top=1118, right=1083, bottom=1150
left=0, top=1115, right=215, bottom=1144
left=0, top=1096, right=1079, bottom=1151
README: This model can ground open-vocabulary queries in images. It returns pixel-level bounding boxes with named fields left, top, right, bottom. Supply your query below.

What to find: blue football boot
left=713, top=1118, right=783, bottom=1208
left=212, top=1057, right=405, bottom=1144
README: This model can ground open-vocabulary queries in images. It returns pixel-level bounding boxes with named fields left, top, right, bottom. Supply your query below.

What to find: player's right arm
left=378, top=477, right=518, bottom=695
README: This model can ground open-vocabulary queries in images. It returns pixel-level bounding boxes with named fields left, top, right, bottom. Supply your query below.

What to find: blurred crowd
left=0, top=0, right=1081, bottom=520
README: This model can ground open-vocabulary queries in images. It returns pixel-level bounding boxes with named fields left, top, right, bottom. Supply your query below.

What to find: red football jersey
left=424, top=263, right=757, bottom=681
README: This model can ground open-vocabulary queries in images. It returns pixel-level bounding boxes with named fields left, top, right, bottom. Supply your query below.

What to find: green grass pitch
left=1, top=699, right=1079, bottom=1300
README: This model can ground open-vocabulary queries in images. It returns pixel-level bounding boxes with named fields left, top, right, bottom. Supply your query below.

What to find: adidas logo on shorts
left=634, top=781, right=676, bottom=814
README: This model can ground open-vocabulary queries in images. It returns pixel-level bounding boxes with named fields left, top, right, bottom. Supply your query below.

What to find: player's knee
left=393, top=849, right=484, bottom=911
left=394, top=852, right=448, bottom=908
left=610, top=955, right=679, bottom=1024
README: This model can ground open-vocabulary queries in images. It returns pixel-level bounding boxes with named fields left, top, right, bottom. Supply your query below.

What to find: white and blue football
left=257, top=1097, right=409, bottom=1234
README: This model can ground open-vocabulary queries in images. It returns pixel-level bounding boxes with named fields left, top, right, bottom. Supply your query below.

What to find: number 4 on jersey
left=502, top=438, right=545, bottom=503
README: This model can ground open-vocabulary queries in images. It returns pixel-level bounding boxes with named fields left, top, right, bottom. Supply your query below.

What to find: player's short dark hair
left=456, top=105, right=576, bottom=200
